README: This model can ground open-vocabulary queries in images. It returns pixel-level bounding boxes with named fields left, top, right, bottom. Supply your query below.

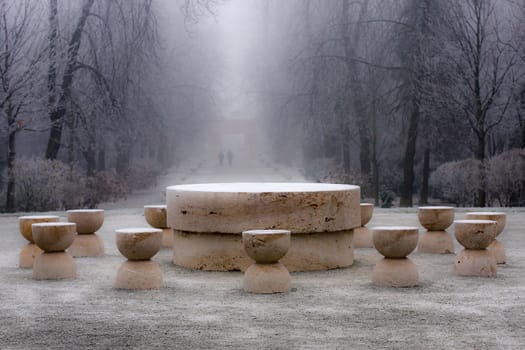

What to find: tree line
left=252, top=0, right=525, bottom=207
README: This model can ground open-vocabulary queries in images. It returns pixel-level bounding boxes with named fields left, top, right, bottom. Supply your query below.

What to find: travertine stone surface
left=166, top=182, right=359, bottom=272
left=372, top=226, right=419, bottom=258
left=454, top=220, right=497, bottom=250
left=144, top=205, right=168, bottom=229
left=242, top=230, right=291, bottom=263
left=465, top=212, right=506, bottom=236
left=162, top=228, right=174, bottom=248
left=32, top=252, right=76, bottom=280
left=67, top=233, right=104, bottom=257
left=488, top=240, right=506, bottom=265
left=354, top=227, right=373, bottom=248
left=172, top=230, right=353, bottom=272
left=19, top=243, right=43, bottom=269
left=454, top=249, right=497, bottom=277
left=19, top=215, right=60, bottom=243
left=67, top=209, right=104, bottom=234
left=116, top=228, right=162, bottom=261
left=465, top=212, right=507, bottom=264
left=360, top=203, right=374, bottom=227
left=32, top=222, right=76, bottom=252
left=243, top=262, right=291, bottom=293
left=114, top=260, right=163, bottom=290
left=417, top=231, right=454, bottom=254
left=166, top=183, right=361, bottom=233
left=372, top=258, right=419, bottom=287
left=418, top=206, right=454, bottom=231
left=355, top=203, right=374, bottom=248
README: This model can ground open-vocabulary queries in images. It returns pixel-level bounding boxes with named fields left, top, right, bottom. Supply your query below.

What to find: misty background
left=1, top=0, right=525, bottom=213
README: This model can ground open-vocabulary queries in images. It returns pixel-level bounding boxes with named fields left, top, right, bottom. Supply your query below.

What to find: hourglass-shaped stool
left=465, top=212, right=506, bottom=264
left=144, top=205, right=173, bottom=248
left=372, top=226, right=419, bottom=287
left=66, top=209, right=105, bottom=257
left=242, top=230, right=291, bottom=294
left=18, top=215, right=60, bottom=268
left=32, top=222, right=77, bottom=280
left=114, top=228, right=163, bottom=290
left=454, top=220, right=497, bottom=277
left=354, top=203, right=374, bottom=248
left=417, top=206, right=455, bottom=254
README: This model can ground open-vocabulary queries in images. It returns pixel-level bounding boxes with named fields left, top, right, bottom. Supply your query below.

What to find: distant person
left=227, top=150, right=233, bottom=166
left=219, top=151, right=224, bottom=166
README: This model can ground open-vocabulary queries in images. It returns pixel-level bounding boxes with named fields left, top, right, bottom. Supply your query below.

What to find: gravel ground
left=1, top=206, right=524, bottom=349
left=2, top=162, right=525, bottom=349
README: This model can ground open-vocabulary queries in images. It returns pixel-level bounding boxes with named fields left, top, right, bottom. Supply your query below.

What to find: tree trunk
left=45, top=0, right=95, bottom=160
left=476, top=132, right=486, bottom=207
left=419, top=147, right=430, bottom=205
left=400, top=104, right=420, bottom=207
left=5, top=128, right=16, bottom=212
left=97, top=148, right=106, bottom=172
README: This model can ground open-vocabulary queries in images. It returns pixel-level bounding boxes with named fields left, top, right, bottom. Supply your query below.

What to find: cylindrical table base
left=172, top=230, right=354, bottom=272
left=162, top=228, right=174, bottom=248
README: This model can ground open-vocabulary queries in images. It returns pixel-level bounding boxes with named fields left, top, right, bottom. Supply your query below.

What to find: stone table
left=166, top=182, right=360, bottom=272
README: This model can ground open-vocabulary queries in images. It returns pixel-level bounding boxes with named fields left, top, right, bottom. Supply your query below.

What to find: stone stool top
left=19, top=215, right=60, bottom=243
left=454, top=220, right=497, bottom=249
left=465, top=212, right=506, bottom=236
left=360, top=203, right=374, bottom=227
left=417, top=206, right=454, bottom=231
left=32, top=222, right=76, bottom=252
left=144, top=205, right=168, bottom=229
left=67, top=209, right=104, bottom=234
left=372, top=226, right=419, bottom=258
left=242, top=229, right=291, bottom=263
left=116, top=228, right=162, bottom=260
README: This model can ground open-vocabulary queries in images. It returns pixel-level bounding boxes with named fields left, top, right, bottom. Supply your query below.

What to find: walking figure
left=227, top=150, right=233, bottom=166
left=219, top=151, right=224, bottom=166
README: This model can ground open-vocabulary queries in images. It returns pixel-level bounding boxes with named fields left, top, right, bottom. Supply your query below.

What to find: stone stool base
left=33, top=252, right=76, bottom=280
left=487, top=239, right=505, bottom=264
left=454, top=249, right=496, bottom=277
left=417, top=231, right=454, bottom=254
left=114, top=260, right=163, bottom=290
left=354, top=227, right=373, bottom=248
left=19, top=243, right=43, bottom=268
left=162, top=228, right=174, bottom=248
left=372, top=258, right=419, bottom=287
left=243, top=262, right=291, bottom=294
left=67, top=234, right=104, bottom=257
left=173, top=230, right=353, bottom=272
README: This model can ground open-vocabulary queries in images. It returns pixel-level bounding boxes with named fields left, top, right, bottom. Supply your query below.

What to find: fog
left=1, top=0, right=525, bottom=212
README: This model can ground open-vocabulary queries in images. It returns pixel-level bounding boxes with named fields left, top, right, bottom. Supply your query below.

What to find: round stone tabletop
left=166, top=182, right=361, bottom=234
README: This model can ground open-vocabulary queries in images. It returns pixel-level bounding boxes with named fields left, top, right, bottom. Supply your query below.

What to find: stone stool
left=453, top=220, right=497, bottom=277
left=417, top=206, right=455, bottom=254
left=114, top=228, right=163, bottom=290
left=18, top=215, right=60, bottom=268
left=66, top=209, right=105, bottom=257
left=32, top=222, right=77, bottom=280
left=354, top=203, right=374, bottom=248
left=144, top=205, right=173, bottom=248
left=465, top=212, right=506, bottom=264
left=242, top=229, right=291, bottom=294
left=371, top=226, right=419, bottom=287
